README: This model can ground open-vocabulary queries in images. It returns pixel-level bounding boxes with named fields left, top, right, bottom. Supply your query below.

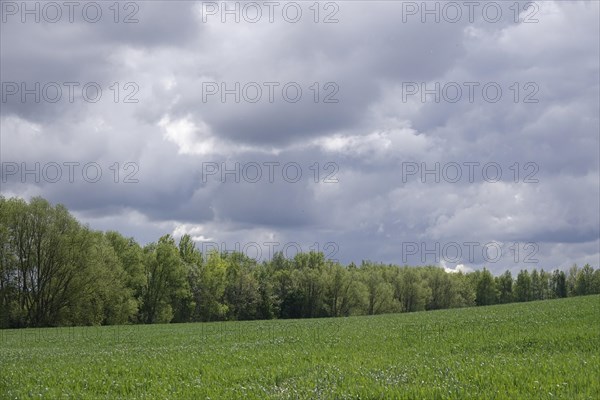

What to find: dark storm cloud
left=1, top=0, right=598, bottom=271
left=158, top=1, right=472, bottom=147
left=0, top=1, right=200, bottom=123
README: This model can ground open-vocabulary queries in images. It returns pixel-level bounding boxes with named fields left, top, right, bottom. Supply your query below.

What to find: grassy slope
left=1, top=295, right=598, bottom=399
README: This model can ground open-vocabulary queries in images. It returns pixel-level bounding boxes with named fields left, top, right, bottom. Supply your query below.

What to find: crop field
left=1, top=295, right=598, bottom=399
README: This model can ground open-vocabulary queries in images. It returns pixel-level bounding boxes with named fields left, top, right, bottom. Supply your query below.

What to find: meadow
left=1, top=295, right=598, bottom=399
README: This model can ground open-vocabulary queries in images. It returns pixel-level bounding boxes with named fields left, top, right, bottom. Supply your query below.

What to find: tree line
left=1, top=196, right=599, bottom=328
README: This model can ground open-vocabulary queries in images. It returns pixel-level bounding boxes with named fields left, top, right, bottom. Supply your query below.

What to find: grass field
left=1, top=295, right=598, bottom=399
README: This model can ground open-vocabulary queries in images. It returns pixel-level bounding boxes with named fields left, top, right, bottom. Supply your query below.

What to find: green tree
left=474, top=268, right=497, bottom=306
left=531, top=269, right=542, bottom=300
left=270, top=252, right=302, bottom=319
left=0, top=196, right=17, bottom=327
left=574, top=264, right=595, bottom=296
left=223, top=251, right=260, bottom=320
left=360, top=263, right=396, bottom=315
left=448, top=272, right=476, bottom=307
left=8, top=197, right=91, bottom=326
left=515, top=270, right=532, bottom=302
left=393, top=267, right=430, bottom=313
left=0, top=196, right=137, bottom=327
left=253, top=262, right=278, bottom=320
left=293, top=252, right=327, bottom=318
left=140, top=235, right=188, bottom=323
left=551, top=269, right=567, bottom=298
left=192, top=250, right=228, bottom=321
left=68, top=231, right=137, bottom=325
left=322, top=261, right=364, bottom=317
left=592, top=269, right=600, bottom=294
left=423, top=266, right=456, bottom=310
left=496, top=270, right=514, bottom=304
left=105, top=231, right=146, bottom=322
left=566, top=264, right=579, bottom=296
left=539, top=269, right=551, bottom=300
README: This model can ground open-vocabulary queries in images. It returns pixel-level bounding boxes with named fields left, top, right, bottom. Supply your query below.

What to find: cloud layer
left=1, top=0, right=598, bottom=273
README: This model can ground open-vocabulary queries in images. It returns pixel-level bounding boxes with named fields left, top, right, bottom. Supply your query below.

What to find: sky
left=1, top=0, right=599, bottom=274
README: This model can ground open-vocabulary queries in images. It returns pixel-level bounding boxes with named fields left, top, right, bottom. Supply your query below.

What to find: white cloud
left=158, top=115, right=218, bottom=156
left=441, top=259, right=474, bottom=274
left=313, top=128, right=433, bottom=160
left=172, top=224, right=214, bottom=242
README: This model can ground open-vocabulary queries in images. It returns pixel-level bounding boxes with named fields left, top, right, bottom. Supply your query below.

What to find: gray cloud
left=1, top=0, right=598, bottom=273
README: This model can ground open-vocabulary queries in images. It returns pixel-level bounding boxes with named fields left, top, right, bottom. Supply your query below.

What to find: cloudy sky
left=1, top=0, right=598, bottom=274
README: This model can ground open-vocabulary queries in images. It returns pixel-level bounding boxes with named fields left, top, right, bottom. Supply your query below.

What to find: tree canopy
left=1, top=196, right=599, bottom=328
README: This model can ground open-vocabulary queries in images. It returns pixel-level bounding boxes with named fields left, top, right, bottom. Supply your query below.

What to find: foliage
left=1, top=196, right=599, bottom=329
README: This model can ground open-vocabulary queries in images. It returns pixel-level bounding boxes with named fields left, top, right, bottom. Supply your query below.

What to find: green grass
left=1, top=295, right=598, bottom=399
